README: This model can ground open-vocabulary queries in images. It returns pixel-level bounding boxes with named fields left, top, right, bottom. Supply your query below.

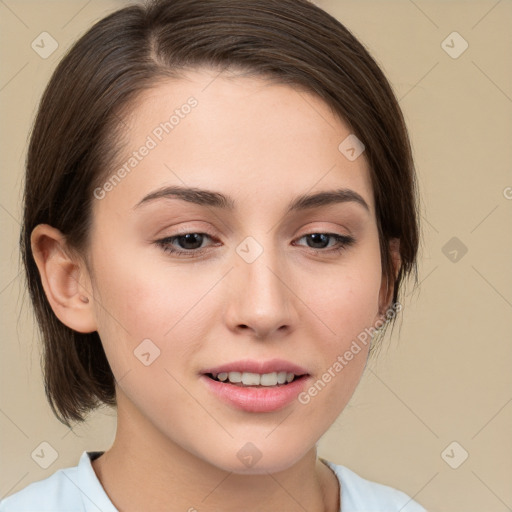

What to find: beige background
left=1, top=1, right=511, bottom=510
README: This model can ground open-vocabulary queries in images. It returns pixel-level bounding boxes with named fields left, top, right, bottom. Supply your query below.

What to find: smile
left=200, top=359, right=311, bottom=412
left=206, top=371, right=301, bottom=387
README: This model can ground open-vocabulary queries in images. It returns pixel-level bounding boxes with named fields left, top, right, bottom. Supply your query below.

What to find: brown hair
left=21, top=0, right=419, bottom=426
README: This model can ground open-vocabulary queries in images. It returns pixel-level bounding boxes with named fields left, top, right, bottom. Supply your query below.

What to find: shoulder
left=0, top=451, right=115, bottom=512
left=0, top=464, right=83, bottom=511
left=323, top=460, right=428, bottom=512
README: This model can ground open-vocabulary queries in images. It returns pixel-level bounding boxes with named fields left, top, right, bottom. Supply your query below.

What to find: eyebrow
left=133, top=185, right=370, bottom=213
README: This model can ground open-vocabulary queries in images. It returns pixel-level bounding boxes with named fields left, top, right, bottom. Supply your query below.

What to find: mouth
left=200, top=359, right=311, bottom=413
left=205, top=371, right=307, bottom=387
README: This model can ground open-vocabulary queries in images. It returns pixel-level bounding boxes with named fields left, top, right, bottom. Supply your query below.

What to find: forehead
left=95, top=68, right=374, bottom=217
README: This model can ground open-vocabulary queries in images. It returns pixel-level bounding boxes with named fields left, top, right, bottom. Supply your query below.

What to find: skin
left=31, top=68, right=400, bottom=511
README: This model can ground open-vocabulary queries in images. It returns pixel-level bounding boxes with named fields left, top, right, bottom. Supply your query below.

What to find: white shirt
left=0, top=451, right=427, bottom=511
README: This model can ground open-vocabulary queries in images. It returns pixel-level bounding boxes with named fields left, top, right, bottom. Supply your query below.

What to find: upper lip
left=201, top=359, right=309, bottom=376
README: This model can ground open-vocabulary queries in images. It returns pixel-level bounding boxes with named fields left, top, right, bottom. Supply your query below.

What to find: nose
left=224, top=239, right=299, bottom=340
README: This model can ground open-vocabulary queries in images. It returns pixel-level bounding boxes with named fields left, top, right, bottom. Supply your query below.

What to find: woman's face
left=85, top=68, right=388, bottom=474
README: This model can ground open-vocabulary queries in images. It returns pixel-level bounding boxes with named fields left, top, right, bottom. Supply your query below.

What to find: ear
left=30, top=224, right=97, bottom=333
left=377, top=238, right=401, bottom=319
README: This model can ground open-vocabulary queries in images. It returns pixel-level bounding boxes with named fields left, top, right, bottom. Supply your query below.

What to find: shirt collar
left=74, top=451, right=118, bottom=512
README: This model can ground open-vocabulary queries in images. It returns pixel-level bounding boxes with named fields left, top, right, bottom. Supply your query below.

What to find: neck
left=91, top=395, right=340, bottom=512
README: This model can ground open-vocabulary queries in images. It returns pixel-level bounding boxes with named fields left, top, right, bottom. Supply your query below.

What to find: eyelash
left=154, top=232, right=356, bottom=258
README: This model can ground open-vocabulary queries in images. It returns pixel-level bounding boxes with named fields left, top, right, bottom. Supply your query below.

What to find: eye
left=155, top=231, right=355, bottom=258
left=155, top=232, right=217, bottom=257
left=293, top=233, right=355, bottom=253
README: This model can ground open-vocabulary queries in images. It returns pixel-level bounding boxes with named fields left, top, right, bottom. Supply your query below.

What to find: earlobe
left=30, top=224, right=97, bottom=333
left=389, top=237, right=401, bottom=282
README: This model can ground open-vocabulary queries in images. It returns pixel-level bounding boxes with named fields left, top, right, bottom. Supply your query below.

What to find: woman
left=1, top=0, right=425, bottom=510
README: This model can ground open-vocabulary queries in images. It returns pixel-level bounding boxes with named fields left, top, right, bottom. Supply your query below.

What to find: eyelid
left=151, top=223, right=216, bottom=244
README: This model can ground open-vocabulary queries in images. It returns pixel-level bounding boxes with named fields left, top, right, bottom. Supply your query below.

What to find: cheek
left=302, top=248, right=383, bottom=343
left=91, top=256, right=214, bottom=367
left=297, top=249, right=382, bottom=408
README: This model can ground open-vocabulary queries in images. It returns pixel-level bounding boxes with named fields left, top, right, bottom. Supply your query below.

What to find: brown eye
left=155, top=232, right=216, bottom=257
left=294, top=233, right=355, bottom=253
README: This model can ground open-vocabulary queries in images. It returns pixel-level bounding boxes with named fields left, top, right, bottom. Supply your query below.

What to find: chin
left=199, top=435, right=316, bottom=475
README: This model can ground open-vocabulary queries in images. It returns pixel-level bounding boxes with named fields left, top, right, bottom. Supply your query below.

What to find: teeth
left=214, top=371, right=298, bottom=386
left=260, top=372, right=277, bottom=386
left=241, top=372, right=261, bottom=385
left=277, top=371, right=287, bottom=384
left=228, top=371, right=242, bottom=383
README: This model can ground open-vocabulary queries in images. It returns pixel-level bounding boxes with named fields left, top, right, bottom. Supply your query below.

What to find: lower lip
left=201, top=375, right=309, bottom=413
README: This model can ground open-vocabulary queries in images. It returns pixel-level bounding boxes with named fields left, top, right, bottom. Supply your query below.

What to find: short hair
left=21, top=0, right=419, bottom=427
